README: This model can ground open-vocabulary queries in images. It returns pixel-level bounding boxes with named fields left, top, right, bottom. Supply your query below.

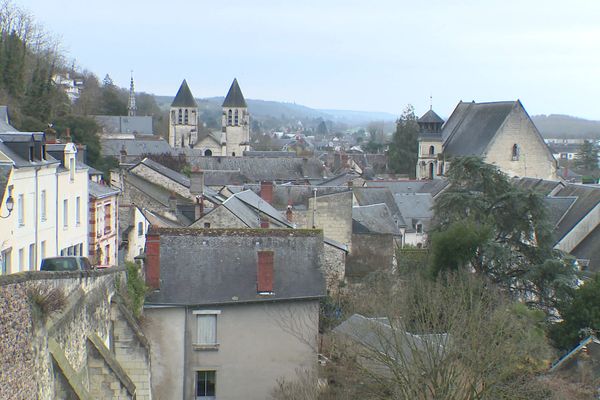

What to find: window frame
left=192, top=310, right=221, bottom=350
left=196, top=370, right=216, bottom=399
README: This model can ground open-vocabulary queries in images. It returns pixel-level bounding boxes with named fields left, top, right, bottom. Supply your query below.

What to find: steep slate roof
left=418, top=109, right=444, bottom=124
left=553, top=184, right=600, bottom=244
left=333, top=314, right=448, bottom=362
left=94, top=115, right=153, bottom=135
left=365, top=180, right=449, bottom=198
left=571, top=225, right=600, bottom=275
left=234, top=190, right=292, bottom=227
left=89, top=181, right=120, bottom=199
left=442, top=101, right=515, bottom=157
left=353, top=187, right=403, bottom=224
left=171, top=79, right=197, bottom=108
left=352, top=204, right=400, bottom=235
left=186, top=155, right=326, bottom=182
left=394, top=193, right=434, bottom=231
left=134, top=157, right=191, bottom=188
left=145, top=228, right=326, bottom=306
left=0, top=106, right=17, bottom=132
left=512, top=177, right=564, bottom=196
left=101, top=137, right=173, bottom=158
left=222, top=78, right=247, bottom=108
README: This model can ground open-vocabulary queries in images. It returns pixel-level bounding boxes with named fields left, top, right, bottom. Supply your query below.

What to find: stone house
left=142, top=227, right=325, bottom=400
left=416, top=100, right=557, bottom=181
left=0, top=129, right=89, bottom=273
left=88, top=181, right=120, bottom=266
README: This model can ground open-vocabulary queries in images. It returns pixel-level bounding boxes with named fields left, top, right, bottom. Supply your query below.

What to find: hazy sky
left=16, top=0, right=600, bottom=119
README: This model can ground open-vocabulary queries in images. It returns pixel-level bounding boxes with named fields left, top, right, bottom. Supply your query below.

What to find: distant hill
left=532, top=114, right=600, bottom=139
left=154, top=95, right=397, bottom=125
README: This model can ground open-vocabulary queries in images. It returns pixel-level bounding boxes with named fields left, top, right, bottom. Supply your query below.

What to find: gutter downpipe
left=34, top=165, right=40, bottom=271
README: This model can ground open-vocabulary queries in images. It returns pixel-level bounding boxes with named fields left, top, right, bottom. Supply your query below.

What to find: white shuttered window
left=193, top=310, right=220, bottom=346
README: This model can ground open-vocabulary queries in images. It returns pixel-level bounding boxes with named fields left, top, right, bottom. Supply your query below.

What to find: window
left=184, top=109, right=189, bottom=124
left=104, top=204, right=111, bottom=233
left=193, top=310, right=220, bottom=349
left=416, top=223, right=423, bottom=234
left=196, top=370, right=216, bottom=399
left=41, top=190, right=46, bottom=221
left=171, top=110, right=175, bottom=121
left=17, top=194, right=24, bottom=226
left=234, top=109, right=239, bottom=126
left=178, top=109, right=183, bottom=124
left=29, top=243, right=35, bottom=270
left=204, top=149, right=212, bottom=157
left=227, top=109, right=232, bottom=126
left=1, top=249, right=11, bottom=274
left=28, top=146, right=34, bottom=161
left=203, top=222, right=211, bottom=228
left=41, top=241, right=46, bottom=259
left=69, top=157, right=75, bottom=181
left=18, top=248, right=24, bottom=272
left=96, top=205, right=104, bottom=237
left=105, top=244, right=110, bottom=265
left=138, top=222, right=144, bottom=236
left=429, top=145, right=435, bottom=155
left=76, top=197, right=81, bottom=226
left=512, top=144, right=520, bottom=161
left=63, top=199, right=68, bottom=228
left=231, top=152, right=235, bottom=157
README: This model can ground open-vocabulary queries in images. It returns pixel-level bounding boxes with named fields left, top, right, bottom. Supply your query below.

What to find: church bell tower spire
left=128, top=71, right=137, bottom=117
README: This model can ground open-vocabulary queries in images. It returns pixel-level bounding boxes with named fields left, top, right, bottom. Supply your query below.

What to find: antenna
left=429, top=94, right=433, bottom=110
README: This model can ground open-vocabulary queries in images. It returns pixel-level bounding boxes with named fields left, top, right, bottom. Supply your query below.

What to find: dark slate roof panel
left=352, top=204, right=400, bottom=235
left=365, top=179, right=449, bottom=197
left=222, top=78, right=247, bottom=108
left=571, top=225, right=600, bottom=274
left=136, top=157, right=191, bottom=188
left=146, top=229, right=326, bottom=305
left=352, top=187, right=403, bottom=223
left=101, top=137, right=173, bottom=158
left=234, top=190, right=291, bottom=227
left=512, top=177, right=563, bottom=196
left=442, top=101, right=515, bottom=157
left=553, top=184, right=600, bottom=243
left=89, top=180, right=120, bottom=199
left=94, top=115, right=153, bottom=135
left=171, top=79, right=197, bottom=108
left=543, top=197, right=577, bottom=228
left=418, top=109, right=444, bottom=124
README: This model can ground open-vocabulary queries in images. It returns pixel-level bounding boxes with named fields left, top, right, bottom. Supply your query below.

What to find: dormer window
left=512, top=144, right=520, bottom=161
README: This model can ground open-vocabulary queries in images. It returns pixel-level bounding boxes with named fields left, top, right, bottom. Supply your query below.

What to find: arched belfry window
left=227, top=109, right=233, bottom=126
left=234, top=109, right=239, bottom=126
left=512, top=143, right=520, bottom=161
left=178, top=109, right=183, bottom=124
left=184, top=109, right=189, bottom=124
left=429, top=145, right=435, bottom=155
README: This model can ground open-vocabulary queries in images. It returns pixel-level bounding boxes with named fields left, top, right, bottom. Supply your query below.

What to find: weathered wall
left=0, top=268, right=150, bottom=400
left=322, top=243, right=346, bottom=293
left=485, top=106, right=557, bottom=180
left=347, top=233, right=394, bottom=278
left=130, top=163, right=193, bottom=200
left=189, top=205, right=247, bottom=229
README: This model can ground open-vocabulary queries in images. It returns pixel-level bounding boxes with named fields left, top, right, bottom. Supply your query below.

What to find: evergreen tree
left=388, top=104, right=419, bottom=178
left=574, top=140, right=599, bottom=173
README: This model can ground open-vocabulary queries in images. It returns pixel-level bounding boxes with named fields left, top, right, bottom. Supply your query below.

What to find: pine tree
left=388, top=104, right=419, bottom=178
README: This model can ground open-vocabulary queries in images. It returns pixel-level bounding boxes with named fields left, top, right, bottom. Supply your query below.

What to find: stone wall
left=322, top=243, right=346, bottom=293
left=346, top=233, right=395, bottom=278
left=0, top=268, right=152, bottom=400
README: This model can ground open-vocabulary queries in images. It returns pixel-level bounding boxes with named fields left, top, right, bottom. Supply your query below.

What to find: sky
left=15, top=0, right=600, bottom=119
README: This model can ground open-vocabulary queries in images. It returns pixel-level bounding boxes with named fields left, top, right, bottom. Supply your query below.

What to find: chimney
left=145, top=231, right=161, bottom=289
left=260, top=216, right=270, bottom=228
left=120, top=145, right=127, bottom=164
left=260, top=181, right=273, bottom=204
left=168, top=192, right=178, bottom=213
left=44, top=126, right=57, bottom=144
left=286, top=205, right=293, bottom=223
left=195, top=195, right=204, bottom=220
left=562, top=166, right=568, bottom=179
left=190, top=169, right=204, bottom=195
left=257, top=250, right=274, bottom=294
left=65, top=127, right=71, bottom=142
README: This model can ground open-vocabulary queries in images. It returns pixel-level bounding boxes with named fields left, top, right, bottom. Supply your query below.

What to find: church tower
left=416, top=107, right=444, bottom=180
left=221, top=78, right=249, bottom=157
left=128, top=72, right=137, bottom=117
left=169, top=79, right=198, bottom=149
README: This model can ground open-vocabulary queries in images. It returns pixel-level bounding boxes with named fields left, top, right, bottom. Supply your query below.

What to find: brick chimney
left=65, top=127, right=71, bottom=142
left=260, top=216, right=269, bottom=228
left=145, top=231, right=161, bottom=289
left=257, top=250, right=274, bottom=294
left=44, top=126, right=57, bottom=144
left=260, top=181, right=273, bottom=204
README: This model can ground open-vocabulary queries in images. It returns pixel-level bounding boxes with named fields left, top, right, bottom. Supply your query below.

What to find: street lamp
left=0, top=190, right=14, bottom=219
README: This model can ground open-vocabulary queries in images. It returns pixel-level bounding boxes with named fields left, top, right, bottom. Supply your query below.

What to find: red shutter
left=257, top=251, right=274, bottom=293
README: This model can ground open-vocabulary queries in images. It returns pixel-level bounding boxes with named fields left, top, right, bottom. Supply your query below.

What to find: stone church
left=416, top=100, right=557, bottom=181
left=168, top=78, right=250, bottom=157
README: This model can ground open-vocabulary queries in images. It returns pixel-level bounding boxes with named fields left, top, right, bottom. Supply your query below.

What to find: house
left=142, top=227, right=326, bottom=400
left=118, top=205, right=150, bottom=264
left=0, top=128, right=89, bottom=273
left=88, top=181, right=120, bottom=266
left=416, top=100, right=557, bottom=181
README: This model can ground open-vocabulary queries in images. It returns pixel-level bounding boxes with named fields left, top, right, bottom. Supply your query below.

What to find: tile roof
left=442, top=101, right=515, bottom=157
left=418, top=109, right=444, bottom=124
left=145, top=228, right=326, bottom=306
left=171, top=79, right=197, bottom=108
left=222, top=78, right=247, bottom=108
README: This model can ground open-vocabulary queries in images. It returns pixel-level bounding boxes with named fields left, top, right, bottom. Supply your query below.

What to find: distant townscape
left=1, top=1, right=600, bottom=399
